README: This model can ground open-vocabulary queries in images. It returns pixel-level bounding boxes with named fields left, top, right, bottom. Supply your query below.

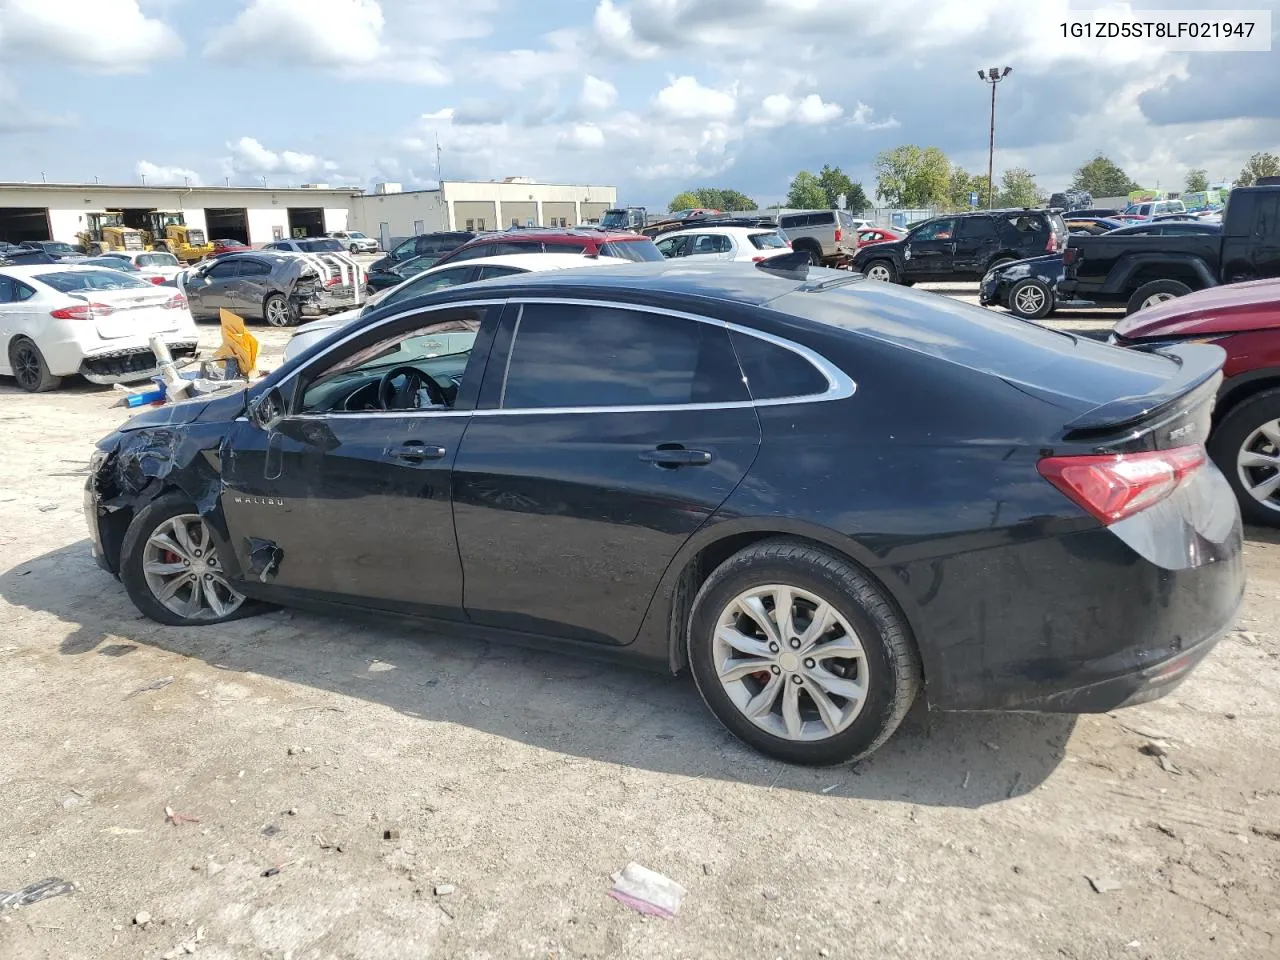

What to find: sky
left=0, top=0, right=1277, bottom=207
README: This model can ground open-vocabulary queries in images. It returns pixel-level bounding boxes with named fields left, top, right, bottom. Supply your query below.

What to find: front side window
left=383, top=267, right=473, bottom=306
left=207, top=260, right=241, bottom=279
left=300, top=313, right=483, bottom=414
left=501, top=303, right=749, bottom=409
left=913, top=219, right=956, bottom=241
left=657, top=235, right=691, bottom=258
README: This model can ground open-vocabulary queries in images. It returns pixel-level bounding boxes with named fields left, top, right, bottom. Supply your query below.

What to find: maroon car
left=211, top=239, right=251, bottom=255
left=431, top=228, right=664, bottom=267
left=1112, top=277, right=1280, bottom=524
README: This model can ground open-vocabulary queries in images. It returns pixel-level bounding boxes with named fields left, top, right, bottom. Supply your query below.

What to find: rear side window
left=454, top=241, right=537, bottom=260
left=957, top=217, right=997, bottom=241
left=501, top=303, right=749, bottom=409
left=239, top=260, right=272, bottom=277
left=600, top=239, right=664, bottom=262
left=730, top=331, right=828, bottom=400
left=1002, top=214, right=1047, bottom=238
left=475, top=265, right=527, bottom=280
left=749, top=232, right=788, bottom=250
left=37, top=269, right=150, bottom=292
left=0, top=276, right=35, bottom=303
left=779, top=215, right=801, bottom=229
left=1251, top=194, right=1280, bottom=239
left=692, top=234, right=731, bottom=254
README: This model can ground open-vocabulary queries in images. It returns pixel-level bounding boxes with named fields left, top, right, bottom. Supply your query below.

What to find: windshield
left=600, top=210, right=631, bottom=229
left=83, top=258, right=139, bottom=271
left=346, top=232, right=367, bottom=239
left=138, top=253, right=179, bottom=267
left=600, top=239, right=664, bottom=262
left=42, top=242, right=77, bottom=255
left=38, top=269, right=151, bottom=292
left=296, top=238, right=344, bottom=252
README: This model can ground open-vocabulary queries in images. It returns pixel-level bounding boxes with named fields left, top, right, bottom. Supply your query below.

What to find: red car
left=1112, top=277, right=1280, bottom=524
left=211, top=238, right=251, bottom=255
left=431, top=228, right=664, bottom=267
left=855, top=227, right=903, bottom=248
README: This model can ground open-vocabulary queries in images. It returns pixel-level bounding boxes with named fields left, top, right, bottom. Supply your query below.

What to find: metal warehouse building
left=0, top=177, right=618, bottom=250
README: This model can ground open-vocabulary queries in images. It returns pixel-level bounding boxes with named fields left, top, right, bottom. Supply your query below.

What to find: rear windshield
left=39, top=269, right=151, bottom=292
left=40, top=242, right=78, bottom=255
left=84, top=258, right=139, bottom=270
left=749, top=232, right=789, bottom=250
left=600, top=238, right=665, bottom=262
left=296, top=239, right=344, bottom=252
left=138, top=253, right=179, bottom=267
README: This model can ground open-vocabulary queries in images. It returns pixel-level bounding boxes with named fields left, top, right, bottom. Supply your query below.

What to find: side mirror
left=250, top=387, right=284, bottom=431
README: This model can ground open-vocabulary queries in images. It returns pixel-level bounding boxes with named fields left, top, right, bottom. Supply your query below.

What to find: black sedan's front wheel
left=688, top=540, right=921, bottom=765
left=120, top=494, right=262, bottom=626
left=1007, top=278, right=1055, bottom=319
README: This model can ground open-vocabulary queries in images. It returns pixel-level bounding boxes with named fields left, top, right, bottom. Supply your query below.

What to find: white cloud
left=653, top=76, right=736, bottom=121
left=204, top=0, right=384, bottom=66
left=222, top=137, right=326, bottom=177
left=135, top=160, right=201, bottom=185
left=562, top=123, right=606, bottom=150
left=593, top=0, right=660, bottom=58
left=580, top=75, right=618, bottom=112
left=748, top=93, right=843, bottom=128
left=0, top=0, right=181, bottom=72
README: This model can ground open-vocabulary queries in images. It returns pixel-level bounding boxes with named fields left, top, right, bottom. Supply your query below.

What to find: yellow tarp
left=212, top=308, right=259, bottom=377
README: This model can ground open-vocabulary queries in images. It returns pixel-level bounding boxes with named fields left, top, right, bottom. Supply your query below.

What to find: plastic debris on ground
left=0, top=878, right=75, bottom=908
left=608, top=862, right=687, bottom=919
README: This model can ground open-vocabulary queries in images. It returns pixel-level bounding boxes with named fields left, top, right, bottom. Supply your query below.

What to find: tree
left=667, top=191, right=700, bottom=212
left=814, top=164, right=869, bottom=212
left=948, top=168, right=988, bottom=211
left=1184, top=168, right=1209, bottom=193
left=1236, top=152, right=1280, bottom=187
left=690, top=187, right=757, bottom=211
left=998, top=167, right=1040, bottom=208
left=874, top=145, right=951, bottom=208
left=786, top=170, right=829, bottom=209
left=1071, top=153, right=1139, bottom=197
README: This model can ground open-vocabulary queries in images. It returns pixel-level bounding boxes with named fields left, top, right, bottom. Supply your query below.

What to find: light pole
left=977, top=66, right=1012, bottom=208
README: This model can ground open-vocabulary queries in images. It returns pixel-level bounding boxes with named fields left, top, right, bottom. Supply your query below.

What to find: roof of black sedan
left=428, top=259, right=844, bottom=307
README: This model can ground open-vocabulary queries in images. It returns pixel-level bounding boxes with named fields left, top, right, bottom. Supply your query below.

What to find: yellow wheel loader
left=143, top=212, right=214, bottom=263
left=77, top=212, right=147, bottom=254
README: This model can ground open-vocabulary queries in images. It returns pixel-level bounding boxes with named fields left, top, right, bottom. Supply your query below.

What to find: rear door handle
left=390, top=440, right=446, bottom=464
left=640, top=447, right=713, bottom=468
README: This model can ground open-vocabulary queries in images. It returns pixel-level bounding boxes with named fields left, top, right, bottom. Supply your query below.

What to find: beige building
left=0, top=177, right=618, bottom=250
left=347, top=178, right=617, bottom=247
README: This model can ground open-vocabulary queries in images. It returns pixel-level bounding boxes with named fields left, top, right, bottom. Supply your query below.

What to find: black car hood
left=116, top=386, right=248, bottom=432
left=991, top=254, right=1064, bottom=280
left=853, top=239, right=906, bottom=262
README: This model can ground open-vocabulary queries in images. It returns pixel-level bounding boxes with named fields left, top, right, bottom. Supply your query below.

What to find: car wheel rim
left=13, top=346, right=40, bottom=389
left=1013, top=285, right=1045, bottom=314
left=1237, top=420, right=1280, bottom=512
left=867, top=265, right=890, bottom=281
left=266, top=299, right=289, bottom=326
left=143, top=514, right=245, bottom=620
left=711, top=584, right=869, bottom=742
left=1142, top=292, right=1177, bottom=309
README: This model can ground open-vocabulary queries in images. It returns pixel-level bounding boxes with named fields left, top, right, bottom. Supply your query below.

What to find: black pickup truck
left=1059, top=182, right=1280, bottom=313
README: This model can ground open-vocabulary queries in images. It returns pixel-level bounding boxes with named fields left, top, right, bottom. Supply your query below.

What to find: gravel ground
left=1, top=289, right=1277, bottom=959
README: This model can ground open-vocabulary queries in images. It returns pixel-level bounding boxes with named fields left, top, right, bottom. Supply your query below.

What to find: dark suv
left=370, top=231, right=477, bottom=272
left=851, top=210, right=1067, bottom=284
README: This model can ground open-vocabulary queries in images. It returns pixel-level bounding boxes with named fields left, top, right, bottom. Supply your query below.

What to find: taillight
left=1063, top=247, right=1078, bottom=266
left=1037, top=445, right=1206, bottom=524
left=50, top=302, right=114, bottom=320
left=751, top=256, right=767, bottom=262
left=834, top=228, right=843, bottom=242
left=163, top=293, right=187, bottom=310
left=148, top=276, right=167, bottom=285
left=325, top=276, right=342, bottom=287
left=1046, top=233, right=1059, bottom=253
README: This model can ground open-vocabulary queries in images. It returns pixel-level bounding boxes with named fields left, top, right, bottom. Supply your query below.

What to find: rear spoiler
left=1062, top=343, right=1225, bottom=437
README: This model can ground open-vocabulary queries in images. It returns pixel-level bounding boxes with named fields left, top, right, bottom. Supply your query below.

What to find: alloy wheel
left=1237, top=420, right=1280, bottom=512
left=12, top=344, right=41, bottom=391
left=711, top=584, right=869, bottom=742
left=1013, top=284, right=1046, bottom=315
left=265, top=298, right=291, bottom=326
left=866, top=264, right=891, bottom=282
left=1141, top=292, right=1177, bottom=310
left=142, top=514, right=245, bottom=620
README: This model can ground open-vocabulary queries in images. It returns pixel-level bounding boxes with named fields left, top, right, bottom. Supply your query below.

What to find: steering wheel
left=377, top=365, right=449, bottom=410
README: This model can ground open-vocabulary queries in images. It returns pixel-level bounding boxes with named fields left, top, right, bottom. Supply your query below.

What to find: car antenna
left=754, top=250, right=810, bottom=279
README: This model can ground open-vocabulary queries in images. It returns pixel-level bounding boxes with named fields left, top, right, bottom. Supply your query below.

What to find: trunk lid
left=88, top=287, right=182, bottom=339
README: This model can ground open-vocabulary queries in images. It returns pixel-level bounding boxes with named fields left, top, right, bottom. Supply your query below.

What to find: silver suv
left=777, top=210, right=860, bottom=265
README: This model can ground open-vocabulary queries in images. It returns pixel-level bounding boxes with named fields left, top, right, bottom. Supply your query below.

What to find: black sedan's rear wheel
left=120, top=493, right=263, bottom=626
left=688, top=539, right=922, bottom=765
left=9, top=337, right=62, bottom=392
left=1007, top=278, right=1054, bottom=319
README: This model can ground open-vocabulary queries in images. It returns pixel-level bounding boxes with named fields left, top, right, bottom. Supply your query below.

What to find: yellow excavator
left=77, top=212, right=147, bottom=255
left=143, top=211, right=214, bottom=263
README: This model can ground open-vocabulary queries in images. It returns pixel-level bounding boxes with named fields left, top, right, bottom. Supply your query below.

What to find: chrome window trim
left=488, top=296, right=855, bottom=416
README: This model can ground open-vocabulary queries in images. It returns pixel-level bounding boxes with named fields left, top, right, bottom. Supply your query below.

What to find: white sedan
left=283, top=252, right=625, bottom=362
left=98, top=250, right=185, bottom=282
left=0, top=265, right=198, bottom=392
left=654, top=226, right=792, bottom=263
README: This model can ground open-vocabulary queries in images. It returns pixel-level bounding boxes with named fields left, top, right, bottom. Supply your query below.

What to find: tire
left=1126, top=279, right=1192, bottom=315
left=1208, top=388, right=1280, bottom=527
left=1007, top=278, right=1054, bottom=320
left=795, top=246, right=821, bottom=267
left=862, top=260, right=897, bottom=283
left=349, top=244, right=360, bottom=255
left=119, top=493, right=264, bottom=626
left=263, top=293, right=295, bottom=327
left=8, top=337, right=62, bottom=393
left=687, top=539, right=922, bottom=765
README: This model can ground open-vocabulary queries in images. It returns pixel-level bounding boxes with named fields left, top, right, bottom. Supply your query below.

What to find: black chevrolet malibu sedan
left=85, top=257, right=1244, bottom=765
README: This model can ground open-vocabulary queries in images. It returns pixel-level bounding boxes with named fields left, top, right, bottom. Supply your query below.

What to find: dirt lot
left=2, top=302, right=1278, bottom=960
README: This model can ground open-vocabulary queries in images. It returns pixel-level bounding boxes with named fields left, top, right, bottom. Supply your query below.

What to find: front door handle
left=390, top=440, right=446, bottom=464
left=640, top=446, right=713, bottom=468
